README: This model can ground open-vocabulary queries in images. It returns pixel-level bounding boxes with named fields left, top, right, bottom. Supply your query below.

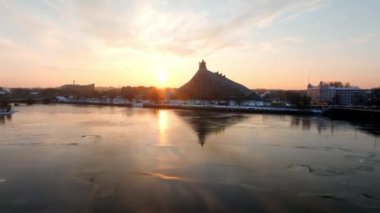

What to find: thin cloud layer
left=0, top=0, right=326, bottom=57
left=0, top=0, right=378, bottom=89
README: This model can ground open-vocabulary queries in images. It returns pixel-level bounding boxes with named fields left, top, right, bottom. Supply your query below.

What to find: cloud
left=260, top=42, right=281, bottom=54
left=0, top=0, right=328, bottom=87
left=281, top=36, right=304, bottom=43
left=0, top=37, right=37, bottom=62
left=0, top=0, right=327, bottom=57
left=0, top=37, right=25, bottom=51
left=259, top=36, right=303, bottom=54
left=348, top=32, right=379, bottom=45
left=322, top=32, right=380, bottom=50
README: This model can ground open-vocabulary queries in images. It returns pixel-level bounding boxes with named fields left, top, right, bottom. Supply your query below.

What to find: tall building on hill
left=178, top=60, right=259, bottom=101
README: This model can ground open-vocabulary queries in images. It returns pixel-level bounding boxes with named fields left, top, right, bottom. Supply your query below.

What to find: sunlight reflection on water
left=158, top=110, right=170, bottom=147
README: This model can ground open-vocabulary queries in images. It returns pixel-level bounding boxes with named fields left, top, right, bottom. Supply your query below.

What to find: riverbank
left=323, top=106, right=380, bottom=124
left=51, top=100, right=322, bottom=115
left=11, top=99, right=380, bottom=121
left=143, top=103, right=322, bottom=115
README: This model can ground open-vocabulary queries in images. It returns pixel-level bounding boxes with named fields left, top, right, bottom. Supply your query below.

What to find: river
left=0, top=105, right=379, bottom=212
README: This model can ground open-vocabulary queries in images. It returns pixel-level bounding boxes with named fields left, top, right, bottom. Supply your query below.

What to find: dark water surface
left=0, top=105, right=380, bottom=212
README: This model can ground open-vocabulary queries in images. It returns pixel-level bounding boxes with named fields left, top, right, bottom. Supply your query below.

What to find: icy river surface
left=0, top=105, right=380, bottom=212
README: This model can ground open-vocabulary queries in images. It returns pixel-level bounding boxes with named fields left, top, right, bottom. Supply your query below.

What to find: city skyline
left=0, top=0, right=379, bottom=89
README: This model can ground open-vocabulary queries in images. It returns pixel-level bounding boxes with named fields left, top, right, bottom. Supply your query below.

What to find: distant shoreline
left=142, top=103, right=321, bottom=115
left=16, top=100, right=322, bottom=116
left=10, top=101, right=380, bottom=124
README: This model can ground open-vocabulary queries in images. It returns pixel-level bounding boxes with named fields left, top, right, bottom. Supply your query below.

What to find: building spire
left=199, top=59, right=207, bottom=71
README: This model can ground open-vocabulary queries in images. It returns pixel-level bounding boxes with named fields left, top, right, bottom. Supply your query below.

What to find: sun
left=156, top=69, right=169, bottom=88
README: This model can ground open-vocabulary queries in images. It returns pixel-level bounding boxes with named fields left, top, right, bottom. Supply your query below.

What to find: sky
left=0, top=0, right=379, bottom=89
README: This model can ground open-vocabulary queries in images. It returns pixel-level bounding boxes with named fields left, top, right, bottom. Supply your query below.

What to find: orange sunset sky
left=0, top=0, right=379, bottom=89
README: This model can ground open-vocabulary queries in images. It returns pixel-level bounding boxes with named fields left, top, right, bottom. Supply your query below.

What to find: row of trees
left=319, top=81, right=352, bottom=88
left=260, top=90, right=311, bottom=107
left=0, top=87, right=172, bottom=105
left=121, top=86, right=163, bottom=101
left=2, top=87, right=169, bottom=101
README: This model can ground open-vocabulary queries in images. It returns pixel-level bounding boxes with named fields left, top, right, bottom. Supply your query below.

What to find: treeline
left=318, top=81, right=352, bottom=88
left=0, top=86, right=175, bottom=103
left=257, top=90, right=311, bottom=107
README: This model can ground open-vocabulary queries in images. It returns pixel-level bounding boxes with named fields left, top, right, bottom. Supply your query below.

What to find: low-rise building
left=371, top=88, right=380, bottom=106
left=0, top=87, right=7, bottom=96
left=307, top=81, right=369, bottom=106
left=307, top=82, right=334, bottom=104
left=335, top=88, right=370, bottom=106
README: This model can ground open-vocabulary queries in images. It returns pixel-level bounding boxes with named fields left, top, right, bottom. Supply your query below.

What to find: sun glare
left=156, top=69, right=169, bottom=88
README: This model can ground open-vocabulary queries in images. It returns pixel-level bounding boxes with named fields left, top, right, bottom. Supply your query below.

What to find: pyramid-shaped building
left=178, top=60, right=259, bottom=100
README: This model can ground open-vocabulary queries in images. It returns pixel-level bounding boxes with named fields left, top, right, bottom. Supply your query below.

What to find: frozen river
left=0, top=105, right=379, bottom=212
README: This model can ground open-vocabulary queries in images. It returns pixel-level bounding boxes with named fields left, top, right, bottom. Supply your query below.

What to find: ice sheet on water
left=363, top=193, right=379, bottom=201
left=293, top=146, right=353, bottom=153
left=78, top=134, right=102, bottom=144
left=298, top=193, right=344, bottom=201
left=286, top=163, right=375, bottom=176
left=344, top=153, right=380, bottom=165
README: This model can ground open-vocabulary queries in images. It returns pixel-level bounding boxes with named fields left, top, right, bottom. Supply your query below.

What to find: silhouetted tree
left=148, top=87, right=160, bottom=104
left=121, top=86, right=136, bottom=101
left=286, top=92, right=310, bottom=108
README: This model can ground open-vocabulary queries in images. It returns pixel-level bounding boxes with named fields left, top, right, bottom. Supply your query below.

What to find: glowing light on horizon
left=155, top=65, right=169, bottom=88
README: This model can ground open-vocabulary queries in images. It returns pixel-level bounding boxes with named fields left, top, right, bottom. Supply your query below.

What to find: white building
left=307, top=82, right=369, bottom=105
left=0, top=87, right=8, bottom=95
